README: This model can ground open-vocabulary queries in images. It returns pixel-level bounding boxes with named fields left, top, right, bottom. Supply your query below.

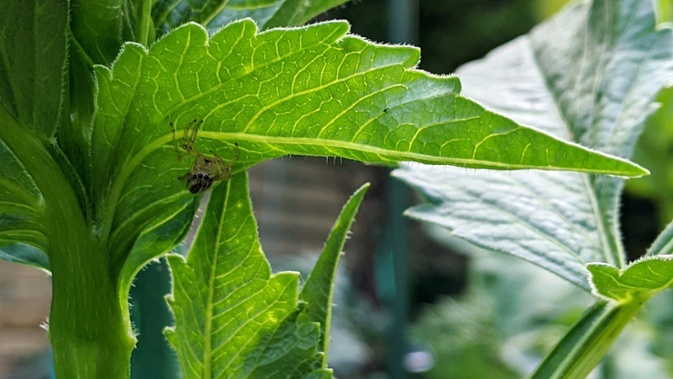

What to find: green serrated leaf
left=0, top=0, right=69, bottom=136
left=166, top=172, right=327, bottom=379
left=81, top=11, right=659, bottom=307
left=394, top=0, right=673, bottom=289
left=299, top=182, right=369, bottom=365
left=92, top=18, right=650, bottom=278
left=588, top=257, right=673, bottom=302
left=100, top=18, right=645, bottom=174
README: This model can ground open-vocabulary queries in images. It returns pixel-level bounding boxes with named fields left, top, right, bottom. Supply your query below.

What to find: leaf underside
left=394, top=0, right=673, bottom=290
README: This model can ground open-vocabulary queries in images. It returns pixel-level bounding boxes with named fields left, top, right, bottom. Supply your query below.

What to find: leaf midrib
left=111, top=128, right=640, bottom=233
left=529, top=14, right=623, bottom=266
left=201, top=182, right=232, bottom=378
left=213, top=132, right=640, bottom=173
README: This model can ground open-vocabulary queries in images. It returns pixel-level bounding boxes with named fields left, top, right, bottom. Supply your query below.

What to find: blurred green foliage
left=332, top=0, right=538, bottom=73
left=628, top=87, right=673, bottom=228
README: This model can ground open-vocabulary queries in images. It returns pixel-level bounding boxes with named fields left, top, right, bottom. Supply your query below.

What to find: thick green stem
left=0, top=121, right=135, bottom=378
left=49, top=232, right=135, bottom=378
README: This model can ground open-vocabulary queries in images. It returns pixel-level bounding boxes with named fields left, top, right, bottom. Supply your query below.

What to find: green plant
left=410, top=244, right=671, bottom=379
left=0, top=0, right=651, bottom=378
left=396, top=0, right=673, bottom=378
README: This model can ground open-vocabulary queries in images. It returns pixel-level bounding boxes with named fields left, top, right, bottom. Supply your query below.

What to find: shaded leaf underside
left=395, top=0, right=673, bottom=290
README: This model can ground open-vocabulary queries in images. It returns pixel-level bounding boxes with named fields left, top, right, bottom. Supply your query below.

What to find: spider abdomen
left=186, top=172, right=215, bottom=194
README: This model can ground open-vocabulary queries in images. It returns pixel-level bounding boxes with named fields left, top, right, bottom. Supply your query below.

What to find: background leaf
left=152, top=0, right=350, bottom=34
left=0, top=134, right=45, bottom=249
left=70, top=0, right=151, bottom=65
left=0, top=117, right=51, bottom=268
left=0, top=0, right=69, bottom=136
left=394, top=0, right=673, bottom=289
left=166, top=172, right=328, bottom=378
left=0, top=243, right=49, bottom=271
left=263, top=0, right=352, bottom=29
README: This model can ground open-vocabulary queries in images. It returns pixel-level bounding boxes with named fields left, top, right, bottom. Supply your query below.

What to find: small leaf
left=70, top=0, right=147, bottom=65
left=588, top=257, right=673, bottom=302
left=394, top=0, right=673, bottom=289
left=299, top=183, right=369, bottom=363
left=116, top=196, right=197, bottom=313
left=153, top=0, right=283, bottom=33
left=166, top=172, right=327, bottom=378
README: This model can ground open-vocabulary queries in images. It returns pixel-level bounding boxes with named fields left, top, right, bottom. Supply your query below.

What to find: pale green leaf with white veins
left=395, top=0, right=673, bottom=290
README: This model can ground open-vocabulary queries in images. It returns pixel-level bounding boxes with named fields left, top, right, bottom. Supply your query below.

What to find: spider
left=171, top=119, right=239, bottom=194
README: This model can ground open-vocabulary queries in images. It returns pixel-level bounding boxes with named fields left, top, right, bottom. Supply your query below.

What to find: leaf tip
left=630, top=164, right=650, bottom=178
left=354, top=182, right=371, bottom=195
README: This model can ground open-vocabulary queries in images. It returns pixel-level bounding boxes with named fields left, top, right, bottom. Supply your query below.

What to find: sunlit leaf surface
left=166, top=173, right=330, bottom=378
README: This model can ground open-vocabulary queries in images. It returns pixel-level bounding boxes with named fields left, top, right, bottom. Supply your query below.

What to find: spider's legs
left=172, top=119, right=203, bottom=159
left=182, top=120, right=192, bottom=154
left=210, top=143, right=240, bottom=181
left=230, top=143, right=240, bottom=167
left=183, top=119, right=203, bottom=154
left=171, top=121, right=184, bottom=160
